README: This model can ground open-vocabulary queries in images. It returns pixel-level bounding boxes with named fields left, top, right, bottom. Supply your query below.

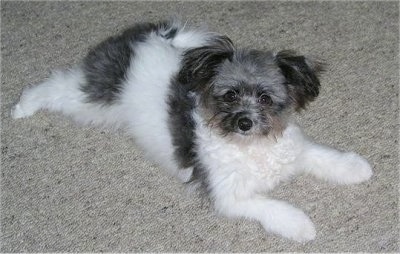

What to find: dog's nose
left=237, top=117, right=253, bottom=132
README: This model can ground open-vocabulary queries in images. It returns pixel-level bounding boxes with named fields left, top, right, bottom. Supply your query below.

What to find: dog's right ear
left=178, top=36, right=234, bottom=89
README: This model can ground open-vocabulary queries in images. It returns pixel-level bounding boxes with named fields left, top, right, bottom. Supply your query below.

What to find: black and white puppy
left=12, top=20, right=372, bottom=242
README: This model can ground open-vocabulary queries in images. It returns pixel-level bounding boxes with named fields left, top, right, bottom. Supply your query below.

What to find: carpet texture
left=1, top=1, right=398, bottom=252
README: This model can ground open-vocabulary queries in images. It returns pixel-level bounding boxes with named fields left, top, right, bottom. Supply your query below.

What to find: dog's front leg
left=212, top=192, right=316, bottom=242
left=299, top=141, right=373, bottom=185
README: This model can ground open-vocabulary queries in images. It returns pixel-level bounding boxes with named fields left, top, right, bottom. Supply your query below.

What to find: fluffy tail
left=157, top=18, right=219, bottom=49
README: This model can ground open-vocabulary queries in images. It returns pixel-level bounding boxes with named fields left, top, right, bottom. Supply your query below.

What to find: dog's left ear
left=275, top=50, right=325, bottom=110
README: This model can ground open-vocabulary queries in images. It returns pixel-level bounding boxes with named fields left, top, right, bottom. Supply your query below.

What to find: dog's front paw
left=262, top=207, right=316, bottom=243
left=336, top=152, right=373, bottom=184
left=281, top=216, right=316, bottom=243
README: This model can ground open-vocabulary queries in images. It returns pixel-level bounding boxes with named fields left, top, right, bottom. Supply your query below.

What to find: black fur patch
left=81, top=21, right=177, bottom=104
left=167, top=83, right=209, bottom=189
left=275, top=50, right=325, bottom=110
left=177, top=35, right=234, bottom=89
left=167, top=79, right=197, bottom=170
left=168, top=35, right=234, bottom=187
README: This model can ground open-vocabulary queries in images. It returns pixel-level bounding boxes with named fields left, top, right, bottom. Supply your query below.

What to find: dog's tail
left=156, top=18, right=221, bottom=50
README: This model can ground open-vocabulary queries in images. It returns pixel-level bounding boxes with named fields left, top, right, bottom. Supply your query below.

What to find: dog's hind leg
left=11, top=68, right=87, bottom=119
left=11, top=67, right=123, bottom=128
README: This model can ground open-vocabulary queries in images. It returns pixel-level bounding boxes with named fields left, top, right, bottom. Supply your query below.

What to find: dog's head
left=178, top=36, right=325, bottom=138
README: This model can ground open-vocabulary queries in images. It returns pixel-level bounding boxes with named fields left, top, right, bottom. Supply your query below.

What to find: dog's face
left=205, top=50, right=291, bottom=137
left=178, top=36, right=324, bottom=138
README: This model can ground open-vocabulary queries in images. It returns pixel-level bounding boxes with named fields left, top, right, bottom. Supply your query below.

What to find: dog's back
left=11, top=20, right=217, bottom=176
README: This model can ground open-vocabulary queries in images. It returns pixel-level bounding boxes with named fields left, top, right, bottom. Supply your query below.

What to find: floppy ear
left=178, top=36, right=234, bottom=89
left=275, top=50, right=325, bottom=110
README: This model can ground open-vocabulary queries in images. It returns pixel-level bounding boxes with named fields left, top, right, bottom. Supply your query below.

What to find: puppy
left=11, top=20, right=373, bottom=242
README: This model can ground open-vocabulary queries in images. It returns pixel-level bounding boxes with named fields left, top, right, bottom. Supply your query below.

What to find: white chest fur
left=194, top=116, right=307, bottom=198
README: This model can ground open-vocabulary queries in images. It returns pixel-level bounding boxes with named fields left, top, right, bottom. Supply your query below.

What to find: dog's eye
left=223, top=90, right=237, bottom=102
left=259, top=94, right=272, bottom=105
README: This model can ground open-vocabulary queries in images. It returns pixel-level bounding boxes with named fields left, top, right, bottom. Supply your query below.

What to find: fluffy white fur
left=194, top=111, right=372, bottom=242
left=11, top=25, right=373, bottom=242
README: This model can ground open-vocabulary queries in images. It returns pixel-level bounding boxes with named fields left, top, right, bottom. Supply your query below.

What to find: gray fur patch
left=81, top=20, right=179, bottom=104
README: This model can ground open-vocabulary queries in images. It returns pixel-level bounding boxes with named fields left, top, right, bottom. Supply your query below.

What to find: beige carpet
left=1, top=1, right=398, bottom=252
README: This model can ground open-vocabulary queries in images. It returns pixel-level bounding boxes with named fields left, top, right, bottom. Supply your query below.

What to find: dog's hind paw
left=11, top=103, right=30, bottom=119
left=11, top=98, right=39, bottom=119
